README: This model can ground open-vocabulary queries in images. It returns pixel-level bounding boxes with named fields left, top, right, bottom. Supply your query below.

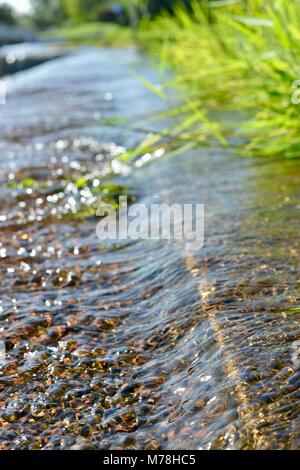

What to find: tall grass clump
left=140, top=0, right=300, bottom=158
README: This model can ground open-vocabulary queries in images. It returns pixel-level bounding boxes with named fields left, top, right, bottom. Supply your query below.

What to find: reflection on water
left=0, top=43, right=65, bottom=77
left=0, top=46, right=299, bottom=450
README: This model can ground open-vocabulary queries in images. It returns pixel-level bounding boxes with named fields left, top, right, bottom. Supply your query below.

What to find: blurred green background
left=0, top=1, right=194, bottom=30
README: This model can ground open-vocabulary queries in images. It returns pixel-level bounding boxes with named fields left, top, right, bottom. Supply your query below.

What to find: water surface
left=0, top=46, right=299, bottom=450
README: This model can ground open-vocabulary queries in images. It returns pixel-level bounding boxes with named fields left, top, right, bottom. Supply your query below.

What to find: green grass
left=40, top=2, right=300, bottom=161
left=41, top=21, right=133, bottom=47
left=138, top=0, right=300, bottom=158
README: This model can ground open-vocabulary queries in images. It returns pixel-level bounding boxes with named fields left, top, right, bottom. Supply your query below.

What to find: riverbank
left=40, top=22, right=133, bottom=47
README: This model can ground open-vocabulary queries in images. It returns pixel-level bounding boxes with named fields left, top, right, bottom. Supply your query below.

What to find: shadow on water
left=0, top=46, right=299, bottom=450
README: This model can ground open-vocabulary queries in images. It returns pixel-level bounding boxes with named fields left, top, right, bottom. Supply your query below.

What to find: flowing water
left=0, top=46, right=299, bottom=450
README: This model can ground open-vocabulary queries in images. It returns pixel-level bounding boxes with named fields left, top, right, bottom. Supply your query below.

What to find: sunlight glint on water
left=0, top=46, right=299, bottom=450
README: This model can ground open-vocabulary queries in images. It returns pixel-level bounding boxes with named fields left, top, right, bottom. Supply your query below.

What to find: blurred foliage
left=140, top=0, right=300, bottom=158
left=0, top=3, right=17, bottom=25
left=30, top=0, right=67, bottom=29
